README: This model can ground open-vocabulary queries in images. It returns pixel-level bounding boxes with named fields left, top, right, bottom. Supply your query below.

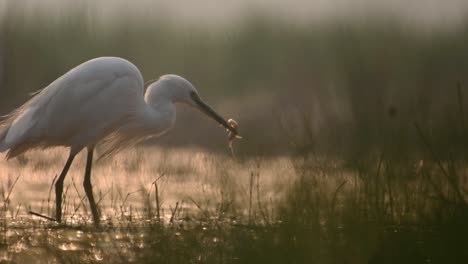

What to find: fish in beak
left=191, top=93, right=241, bottom=138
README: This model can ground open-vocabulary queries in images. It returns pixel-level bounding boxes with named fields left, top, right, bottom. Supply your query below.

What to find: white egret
left=0, top=57, right=239, bottom=226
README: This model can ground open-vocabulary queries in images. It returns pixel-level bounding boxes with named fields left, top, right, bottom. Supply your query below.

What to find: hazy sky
left=1, top=0, right=468, bottom=29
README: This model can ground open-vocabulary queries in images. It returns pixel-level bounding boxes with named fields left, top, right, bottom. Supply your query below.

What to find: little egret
left=0, top=57, right=239, bottom=226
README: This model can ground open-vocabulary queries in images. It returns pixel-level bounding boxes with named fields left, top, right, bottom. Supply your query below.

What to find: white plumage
left=0, top=57, right=238, bottom=226
left=1, top=57, right=146, bottom=157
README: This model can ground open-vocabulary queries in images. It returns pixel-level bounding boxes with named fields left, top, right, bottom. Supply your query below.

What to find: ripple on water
left=58, top=242, right=83, bottom=251
left=90, top=247, right=104, bottom=261
left=12, top=241, right=29, bottom=253
left=137, top=241, right=145, bottom=249
left=0, top=251, right=12, bottom=263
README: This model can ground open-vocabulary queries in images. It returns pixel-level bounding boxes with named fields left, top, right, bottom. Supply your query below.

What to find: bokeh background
left=2, top=0, right=468, bottom=159
left=2, top=2, right=468, bottom=263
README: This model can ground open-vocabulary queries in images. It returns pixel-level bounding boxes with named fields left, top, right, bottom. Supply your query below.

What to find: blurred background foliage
left=1, top=0, right=468, bottom=159
left=1, top=2, right=468, bottom=263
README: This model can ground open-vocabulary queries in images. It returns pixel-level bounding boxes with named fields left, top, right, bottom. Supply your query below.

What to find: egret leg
left=55, top=152, right=76, bottom=223
left=83, top=147, right=100, bottom=226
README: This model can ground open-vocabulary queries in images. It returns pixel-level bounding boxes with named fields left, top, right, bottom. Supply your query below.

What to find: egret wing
left=0, top=57, right=144, bottom=158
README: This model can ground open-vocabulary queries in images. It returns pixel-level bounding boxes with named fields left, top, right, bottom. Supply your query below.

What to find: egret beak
left=192, top=95, right=240, bottom=136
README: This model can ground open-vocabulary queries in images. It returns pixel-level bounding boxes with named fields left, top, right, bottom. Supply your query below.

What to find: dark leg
left=83, top=147, right=100, bottom=226
left=55, top=152, right=76, bottom=223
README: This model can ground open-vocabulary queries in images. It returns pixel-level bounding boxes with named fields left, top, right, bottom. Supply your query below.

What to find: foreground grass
left=0, top=147, right=467, bottom=263
left=1, top=216, right=466, bottom=263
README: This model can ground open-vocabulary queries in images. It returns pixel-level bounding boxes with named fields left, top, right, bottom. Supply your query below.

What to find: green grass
left=0, top=146, right=466, bottom=263
left=1, top=9, right=468, bottom=264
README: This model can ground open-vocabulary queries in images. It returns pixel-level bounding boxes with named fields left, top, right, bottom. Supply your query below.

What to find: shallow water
left=2, top=218, right=466, bottom=264
left=1, top=147, right=467, bottom=263
left=0, top=147, right=293, bottom=222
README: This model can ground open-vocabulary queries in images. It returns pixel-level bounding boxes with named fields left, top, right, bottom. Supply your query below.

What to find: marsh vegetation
left=0, top=145, right=467, bottom=263
left=2, top=3, right=468, bottom=263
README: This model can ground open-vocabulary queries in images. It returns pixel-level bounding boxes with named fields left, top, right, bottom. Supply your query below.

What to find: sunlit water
left=0, top=147, right=296, bottom=262
left=0, top=147, right=466, bottom=263
left=0, top=147, right=293, bottom=222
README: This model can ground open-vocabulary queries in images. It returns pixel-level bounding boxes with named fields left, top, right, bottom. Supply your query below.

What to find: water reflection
left=0, top=208, right=465, bottom=263
left=0, top=225, right=147, bottom=262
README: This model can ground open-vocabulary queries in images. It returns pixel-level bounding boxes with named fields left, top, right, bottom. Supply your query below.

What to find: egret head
left=149, top=75, right=239, bottom=136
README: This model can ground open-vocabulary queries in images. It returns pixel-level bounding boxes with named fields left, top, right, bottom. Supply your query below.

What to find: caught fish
left=227, top=118, right=241, bottom=147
